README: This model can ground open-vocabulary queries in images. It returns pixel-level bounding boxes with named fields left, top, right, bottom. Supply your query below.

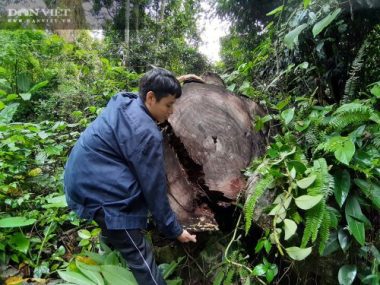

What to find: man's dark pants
left=94, top=210, right=166, bottom=285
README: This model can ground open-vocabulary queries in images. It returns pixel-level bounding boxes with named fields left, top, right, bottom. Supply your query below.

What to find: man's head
left=139, top=68, right=182, bottom=123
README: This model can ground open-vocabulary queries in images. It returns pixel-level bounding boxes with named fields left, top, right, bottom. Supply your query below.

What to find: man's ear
left=145, top=91, right=156, bottom=106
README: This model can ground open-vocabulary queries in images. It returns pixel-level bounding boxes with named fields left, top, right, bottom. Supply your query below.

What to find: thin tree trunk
left=124, top=0, right=131, bottom=66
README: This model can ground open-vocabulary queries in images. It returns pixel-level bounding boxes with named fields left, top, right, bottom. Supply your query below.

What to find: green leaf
left=264, top=240, right=272, bottom=253
left=58, top=270, right=96, bottom=285
left=370, top=84, right=380, bottom=98
left=0, top=101, right=5, bottom=110
left=294, top=194, right=323, bottom=210
left=266, top=265, right=278, bottom=283
left=34, top=262, right=50, bottom=278
left=84, top=252, right=106, bottom=265
left=304, top=0, right=311, bottom=9
left=322, top=232, right=340, bottom=256
left=334, top=170, right=351, bottom=207
left=78, top=229, right=91, bottom=240
left=104, top=251, right=120, bottom=265
left=43, top=195, right=68, bottom=209
left=166, top=278, right=182, bottom=285
left=338, top=229, right=350, bottom=251
left=284, top=24, right=308, bottom=49
left=345, top=196, right=365, bottom=245
left=266, top=5, right=283, bottom=16
left=276, top=97, right=290, bottom=110
left=76, top=260, right=104, bottom=285
left=0, top=216, right=36, bottom=228
left=285, top=246, right=312, bottom=260
left=297, top=174, right=317, bottom=189
left=254, top=115, right=272, bottom=131
left=16, top=73, right=31, bottom=92
left=281, top=108, right=295, bottom=125
left=312, top=8, right=341, bottom=37
left=334, top=140, right=355, bottom=165
left=8, top=233, right=30, bottom=254
left=338, top=265, right=357, bottom=285
left=100, top=265, right=137, bottom=285
left=29, top=80, right=49, bottom=93
left=212, top=270, right=224, bottom=285
left=19, top=93, right=32, bottom=101
left=79, top=239, right=90, bottom=247
left=160, top=256, right=184, bottom=279
left=287, top=161, right=307, bottom=174
left=354, top=179, right=380, bottom=210
left=0, top=103, right=19, bottom=123
left=284, top=219, right=297, bottom=240
left=252, top=264, right=266, bottom=276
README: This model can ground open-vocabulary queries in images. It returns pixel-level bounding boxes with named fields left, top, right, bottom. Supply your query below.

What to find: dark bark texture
left=163, top=75, right=267, bottom=231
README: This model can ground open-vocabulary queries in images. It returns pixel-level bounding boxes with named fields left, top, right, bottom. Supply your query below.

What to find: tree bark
left=163, top=75, right=267, bottom=231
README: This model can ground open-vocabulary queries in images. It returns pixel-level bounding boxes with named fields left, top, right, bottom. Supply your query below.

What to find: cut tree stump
left=163, top=74, right=267, bottom=231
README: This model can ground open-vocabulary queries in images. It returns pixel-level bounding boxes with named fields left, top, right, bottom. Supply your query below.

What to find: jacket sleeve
left=129, top=132, right=183, bottom=239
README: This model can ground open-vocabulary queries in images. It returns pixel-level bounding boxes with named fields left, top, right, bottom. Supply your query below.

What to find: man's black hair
left=139, top=68, right=182, bottom=102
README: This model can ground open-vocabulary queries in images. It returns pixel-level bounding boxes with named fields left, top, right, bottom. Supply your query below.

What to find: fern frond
left=318, top=210, right=331, bottom=255
left=308, top=158, right=334, bottom=198
left=327, top=206, right=340, bottom=229
left=334, top=102, right=371, bottom=115
left=368, top=125, right=380, bottom=147
left=301, top=158, right=333, bottom=247
left=244, top=175, right=274, bottom=234
left=343, top=39, right=368, bottom=103
left=301, top=202, right=325, bottom=247
left=329, top=103, right=372, bottom=130
left=223, top=267, right=235, bottom=285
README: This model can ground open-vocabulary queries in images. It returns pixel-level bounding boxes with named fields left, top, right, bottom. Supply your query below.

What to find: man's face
left=145, top=91, right=176, bottom=123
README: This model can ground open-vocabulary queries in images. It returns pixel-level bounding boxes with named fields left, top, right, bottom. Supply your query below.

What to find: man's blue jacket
left=64, top=92, right=183, bottom=239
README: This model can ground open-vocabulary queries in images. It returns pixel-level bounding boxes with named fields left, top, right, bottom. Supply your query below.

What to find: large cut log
left=163, top=75, right=267, bottom=231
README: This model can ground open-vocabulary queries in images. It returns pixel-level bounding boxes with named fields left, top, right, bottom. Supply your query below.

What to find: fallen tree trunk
left=163, top=74, right=267, bottom=231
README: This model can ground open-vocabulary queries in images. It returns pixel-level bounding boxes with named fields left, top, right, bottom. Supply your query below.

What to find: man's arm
left=129, top=132, right=196, bottom=242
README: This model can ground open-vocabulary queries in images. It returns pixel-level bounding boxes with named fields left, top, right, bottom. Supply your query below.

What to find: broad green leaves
left=354, top=179, right=380, bottom=210
left=58, top=252, right=138, bottom=285
left=370, top=83, right=380, bottom=98
left=252, top=258, right=278, bottom=283
left=19, top=93, right=32, bottom=101
left=284, top=8, right=341, bottom=49
left=319, top=136, right=356, bottom=165
left=281, top=108, right=295, bottom=125
left=312, top=8, right=341, bottom=37
left=295, top=194, right=323, bottom=210
left=0, top=217, right=36, bottom=228
left=334, top=140, right=355, bottom=165
left=285, top=246, right=312, bottom=260
left=334, top=170, right=351, bottom=207
left=284, top=219, right=297, bottom=240
left=284, top=24, right=308, bottom=49
left=338, top=265, right=357, bottom=285
left=297, top=174, right=316, bottom=189
left=58, top=270, right=96, bottom=285
left=101, top=265, right=136, bottom=285
left=345, top=196, right=366, bottom=245
left=8, top=233, right=30, bottom=254
left=0, top=103, right=19, bottom=123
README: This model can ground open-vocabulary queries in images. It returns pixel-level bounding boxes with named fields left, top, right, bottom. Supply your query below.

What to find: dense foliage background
left=0, top=0, right=379, bottom=284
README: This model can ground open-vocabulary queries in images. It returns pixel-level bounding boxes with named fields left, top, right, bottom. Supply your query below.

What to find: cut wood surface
left=163, top=75, right=266, bottom=231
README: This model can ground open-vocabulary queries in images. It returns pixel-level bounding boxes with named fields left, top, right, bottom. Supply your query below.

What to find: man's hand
left=177, top=229, right=197, bottom=243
